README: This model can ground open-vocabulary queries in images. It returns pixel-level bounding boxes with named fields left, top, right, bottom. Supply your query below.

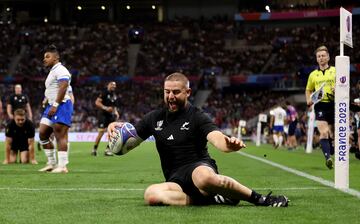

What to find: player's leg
left=19, top=150, right=29, bottom=163
left=316, top=120, right=333, bottom=169
left=192, top=165, right=251, bottom=199
left=49, top=100, right=73, bottom=173
left=38, top=121, right=56, bottom=172
left=287, top=120, right=298, bottom=150
left=51, top=123, right=69, bottom=173
left=192, top=165, right=289, bottom=207
left=9, top=150, right=18, bottom=163
left=92, top=129, right=105, bottom=156
left=328, top=123, right=335, bottom=155
left=278, top=132, right=284, bottom=147
left=272, top=130, right=279, bottom=148
left=144, top=182, right=191, bottom=206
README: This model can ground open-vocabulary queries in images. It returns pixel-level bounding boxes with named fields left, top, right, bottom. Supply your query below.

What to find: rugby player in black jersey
left=108, top=73, right=289, bottom=207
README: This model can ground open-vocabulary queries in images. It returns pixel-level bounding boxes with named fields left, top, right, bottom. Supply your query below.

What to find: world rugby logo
left=340, top=76, right=346, bottom=83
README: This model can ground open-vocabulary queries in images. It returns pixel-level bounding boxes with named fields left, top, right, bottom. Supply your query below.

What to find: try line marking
left=0, top=187, right=144, bottom=191
left=238, top=151, right=360, bottom=199
left=0, top=187, right=329, bottom=192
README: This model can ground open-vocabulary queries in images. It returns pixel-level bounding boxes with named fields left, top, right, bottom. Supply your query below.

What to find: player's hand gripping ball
left=109, top=122, right=140, bottom=155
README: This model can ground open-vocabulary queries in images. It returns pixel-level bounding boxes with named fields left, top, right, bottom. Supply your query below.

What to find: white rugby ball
left=109, top=122, right=139, bottom=155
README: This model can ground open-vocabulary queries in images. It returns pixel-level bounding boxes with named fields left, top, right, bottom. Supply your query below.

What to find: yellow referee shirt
left=306, top=66, right=336, bottom=102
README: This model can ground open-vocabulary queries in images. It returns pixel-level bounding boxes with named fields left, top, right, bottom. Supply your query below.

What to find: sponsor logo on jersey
left=155, top=120, right=163, bottom=131
left=180, top=122, right=190, bottom=130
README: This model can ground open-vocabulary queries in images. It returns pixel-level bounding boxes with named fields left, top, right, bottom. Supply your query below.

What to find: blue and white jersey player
left=38, top=45, right=73, bottom=173
left=269, top=106, right=287, bottom=148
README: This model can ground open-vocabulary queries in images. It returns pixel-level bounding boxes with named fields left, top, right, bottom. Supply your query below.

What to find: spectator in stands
left=7, top=84, right=33, bottom=121
left=3, top=109, right=37, bottom=164
left=305, top=45, right=335, bottom=169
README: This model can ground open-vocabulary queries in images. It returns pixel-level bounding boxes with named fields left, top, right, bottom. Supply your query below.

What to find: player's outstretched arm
left=207, top=130, right=246, bottom=153
left=107, top=122, right=124, bottom=138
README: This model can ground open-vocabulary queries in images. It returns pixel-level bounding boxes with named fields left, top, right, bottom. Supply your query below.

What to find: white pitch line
left=0, top=187, right=144, bottom=191
left=238, top=151, right=360, bottom=199
left=0, top=186, right=329, bottom=192
left=254, top=187, right=329, bottom=191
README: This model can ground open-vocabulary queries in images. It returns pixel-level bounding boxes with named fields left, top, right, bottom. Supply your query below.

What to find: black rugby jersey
left=98, top=89, right=117, bottom=116
left=7, top=94, right=29, bottom=112
left=5, top=119, right=35, bottom=150
left=135, top=104, right=218, bottom=180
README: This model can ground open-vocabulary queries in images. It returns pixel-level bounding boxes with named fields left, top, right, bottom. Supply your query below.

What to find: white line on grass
left=0, top=186, right=329, bottom=192
left=0, top=187, right=144, bottom=191
left=238, top=151, right=360, bottom=199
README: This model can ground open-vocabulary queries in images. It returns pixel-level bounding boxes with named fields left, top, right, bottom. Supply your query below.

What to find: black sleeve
left=195, top=110, right=219, bottom=139
left=7, top=95, right=13, bottom=105
left=98, top=90, right=105, bottom=101
left=5, top=123, right=13, bottom=138
left=24, top=95, right=29, bottom=104
left=134, top=111, right=154, bottom=141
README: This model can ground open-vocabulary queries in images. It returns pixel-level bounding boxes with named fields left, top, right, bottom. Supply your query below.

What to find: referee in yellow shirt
left=305, top=45, right=335, bottom=169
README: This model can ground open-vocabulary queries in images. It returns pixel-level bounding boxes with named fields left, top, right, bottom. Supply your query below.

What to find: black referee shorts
left=314, top=102, right=335, bottom=124
left=167, top=159, right=219, bottom=205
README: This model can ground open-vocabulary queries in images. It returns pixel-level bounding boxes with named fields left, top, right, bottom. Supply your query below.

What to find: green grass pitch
left=0, top=141, right=359, bottom=224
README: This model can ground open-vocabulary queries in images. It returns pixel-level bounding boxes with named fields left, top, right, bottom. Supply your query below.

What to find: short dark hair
left=14, top=109, right=26, bottom=116
left=44, top=44, right=59, bottom=54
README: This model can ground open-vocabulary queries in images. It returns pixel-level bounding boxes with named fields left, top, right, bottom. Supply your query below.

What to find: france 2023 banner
left=335, top=56, right=350, bottom=189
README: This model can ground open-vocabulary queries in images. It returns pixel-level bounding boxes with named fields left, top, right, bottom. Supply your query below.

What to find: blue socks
left=320, top=139, right=331, bottom=160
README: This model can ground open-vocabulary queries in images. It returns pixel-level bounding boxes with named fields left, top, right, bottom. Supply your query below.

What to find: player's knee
left=144, top=185, right=162, bottom=205
left=319, top=133, right=329, bottom=139
left=21, top=158, right=29, bottom=163
left=8, top=158, right=16, bottom=164
left=194, top=173, right=219, bottom=191
left=39, top=139, right=50, bottom=145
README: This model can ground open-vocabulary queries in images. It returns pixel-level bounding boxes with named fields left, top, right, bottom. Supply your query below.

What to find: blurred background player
left=305, top=45, right=335, bottom=169
left=269, top=105, right=287, bottom=148
left=91, top=81, right=119, bottom=156
left=285, top=101, right=298, bottom=150
left=38, top=45, right=73, bottom=173
left=7, top=84, right=33, bottom=121
left=37, top=85, right=74, bottom=152
left=37, top=86, right=74, bottom=152
left=3, top=109, right=37, bottom=164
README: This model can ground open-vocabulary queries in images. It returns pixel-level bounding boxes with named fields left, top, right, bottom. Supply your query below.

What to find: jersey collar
left=50, top=62, right=62, bottom=71
left=317, top=65, right=330, bottom=73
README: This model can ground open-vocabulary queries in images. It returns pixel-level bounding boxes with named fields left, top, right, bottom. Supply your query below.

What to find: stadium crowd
left=0, top=17, right=359, bottom=140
